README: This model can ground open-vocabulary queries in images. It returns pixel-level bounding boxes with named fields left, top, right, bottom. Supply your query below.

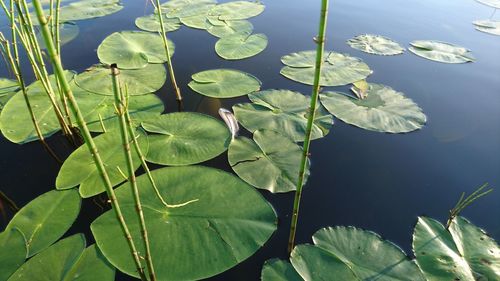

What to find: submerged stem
left=287, top=0, right=329, bottom=254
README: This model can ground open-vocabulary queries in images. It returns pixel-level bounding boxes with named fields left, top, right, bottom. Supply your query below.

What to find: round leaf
left=320, top=84, right=426, bottom=133
left=215, top=32, right=268, bottom=60
left=37, top=22, right=79, bottom=48
left=58, top=0, right=123, bottom=22
left=142, top=112, right=230, bottom=166
left=75, top=64, right=166, bottom=95
left=347, top=34, right=404, bottom=55
left=281, top=50, right=373, bottom=86
left=0, top=78, right=19, bottom=113
left=63, top=244, right=115, bottom=281
left=188, top=69, right=261, bottom=98
left=208, top=1, right=265, bottom=20
left=135, top=14, right=181, bottom=33
left=180, top=14, right=209, bottom=29
left=161, top=0, right=216, bottom=18
left=228, top=129, right=309, bottom=193
left=0, top=229, right=26, bottom=281
left=97, top=31, right=174, bottom=69
left=261, top=259, right=302, bottom=281
left=473, top=20, right=500, bottom=36
left=56, top=130, right=148, bottom=198
left=408, top=40, right=475, bottom=63
left=5, top=189, right=81, bottom=257
left=91, top=166, right=277, bottom=280
left=233, top=89, right=333, bottom=142
left=206, top=19, right=254, bottom=38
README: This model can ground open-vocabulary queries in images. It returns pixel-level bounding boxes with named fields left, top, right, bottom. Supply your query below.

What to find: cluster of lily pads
left=474, top=0, right=500, bottom=35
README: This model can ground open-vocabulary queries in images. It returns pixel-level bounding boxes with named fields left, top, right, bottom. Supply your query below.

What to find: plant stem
left=111, top=65, right=157, bottom=281
left=30, top=1, right=147, bottom=279
left=287, top=0, right=329, bottom=254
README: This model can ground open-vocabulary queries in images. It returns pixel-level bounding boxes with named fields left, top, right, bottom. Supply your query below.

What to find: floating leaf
left=0, top=229, right=26, bottom=281
left=347, top=34, right=404, bottom=55
left=180, top=14, right=209, bottom=29
left=408, top=40, right=475, bottom=63
left=56, top=130, right=148, bottom=198
left=8, top=235, right=114, bottom=281
left=473, top=20, right=500, bottom=36
left=37, top=22, right=79, bottom=48
left=261, top=259, right=302, bottom=281
left=97, top=31, right=174, bottom=69
left=228, top=129, right=309, bottom=193
left=83, top=93, right=164, bottom=133
left=281, top=50, right=372, bottom=86
left=58, top=0, right=123, bottom=22
left=142, top=112, right=230, bottom=166
left=476, top=0, right=500, bottom=8
left=233, top=89, right=333, bottom=142
left=75, top=64, right=166, bottom=96
left=320, top=84, right=426, bottom=133
left=413, top=216, right=500, bottom=281
left=91, top=166, right=277, bottom=280
left=5, top=189, right=81, bottom=257
left=206, top=19, right=254, bottom=38
left=208, top=1, right=265, bottom=20
left=188, top=69, right=261, bottom=98
left=215, top=32, right=268, bottom=60
left=135, top=14, right=181, bottom=33
left=0, top=78, right=19, bottom=113
left=161, top=0, right=216, bottom=18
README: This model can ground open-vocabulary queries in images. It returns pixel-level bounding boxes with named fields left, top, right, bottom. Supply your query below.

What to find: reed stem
left=31, top=1, right=147, bottom=279
left=111, top=65, right=157, bottom=281
left=287, top=0, right=329, bottom=254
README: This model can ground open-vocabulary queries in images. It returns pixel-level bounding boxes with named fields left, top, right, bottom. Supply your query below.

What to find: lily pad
left=83, top=93, right=164, bottom=133
left=408, top=40, right=475, bottom=63
left=208, top=1, right=265, bottom=20
left=215, top=32, right=268, bottom=60
left=233, top=89, right=333, bottom=142
left=37, top=22, right=79, bottom=49
left=58, top=0, right=123, bottom=22
left=320, top=84, right=426, bottom=133
left=228, top=129, right=309, bottom=193
left=75, top=64, right=167, bottom=96
left=91, top=165, right=277, bottom=280
left=281, top=50, right=373, bottom=86
left=180, top=14, right=209, bottom=29
left=347, top=34, right=404, bottom=55
left=206, top=18, right=254, bottom=38
left=142, top=112, right=230, bottom=166
left=261, top=259, right=302, bottom=281
left=473, top=20, right=500, bottom=36
left=413, top=216, right=500, bottom=281
left=97, top=31, right=174, bottom=69
left=135, top=14, right=181, bottom=33
left=0, top=78, right=19, bottom=112
left=476, top=0, right=500, bottom=8
left=5, top=189, right=81, bottom=257
left=56, top=130, right=148, bottom=198
left=0, top=229, right=26, bottom=281
left=161, top=0, right=216, bottom=18
left=8, top=235, right=114, bottom=281
left=188, top=69, right=261, bottom=98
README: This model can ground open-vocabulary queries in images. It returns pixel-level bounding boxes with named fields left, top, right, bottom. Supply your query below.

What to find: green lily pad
left=473, top=20, right=500, bottom=36
left=75, top=64, right=166, bottom=96
left=0, top=229, right=26, bottom=281
left=281, top=50, right=373, bottom=86
left=476, top=0, right=500, bottom=8
left=206, top=19, right=254, bottom=38
left=135, top=14, right=181, bottom=33
left=320, top=84, right=426, bottom=133
left=142, top=112, right=230, bottom=166
left=91, top=165, right=277, bottom=280
left=228, top=129, right=309, bottom=193
left=408, top=40, right=475, bottom=63
left=180, top=13, right=209, bottom=29
left=347, top=34, right=404, bottom=55
left=261, top=259, right=302, bottom=281
left=97, top=31, right=174, bottom=69
left=83, top=93, right=164, bottom=133
left=0, top=78, right=19, bottom=113
left=161, top=0, right=216, bottom=18
left=58, top=0, right=123, bottom=22
left=8, top=235, right=114, bottom=281
left=5, top=189, right=81, bottom=257
left=188, top=69, right=261, bottom=98
left=413, top=216, right=500, bottom=281
left=208, top=1, right=265, bottom=20
left=215, top=32, right=268, bottom=60
left=37, top=22, right=79, bottom=49
left=233, top=89, right=333, bottom=142
left=56, top=130, right=149, bottom=198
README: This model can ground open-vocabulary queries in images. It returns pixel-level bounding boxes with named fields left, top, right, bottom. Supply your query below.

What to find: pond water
left=0, top=0, right=499, bottom=280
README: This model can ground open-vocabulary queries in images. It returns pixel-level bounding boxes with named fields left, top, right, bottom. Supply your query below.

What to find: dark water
left=1, top=0, right=499, bottom=280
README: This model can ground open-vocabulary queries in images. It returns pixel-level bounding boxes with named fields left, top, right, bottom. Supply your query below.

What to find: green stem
left=30, top=1, right=147, bottom=279
left=111, top=65, right=157, bottom=281
left=287, top=0, right=329, bottom=254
